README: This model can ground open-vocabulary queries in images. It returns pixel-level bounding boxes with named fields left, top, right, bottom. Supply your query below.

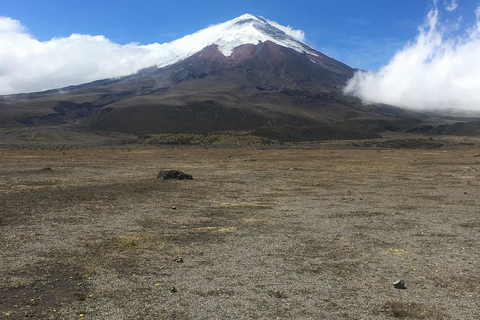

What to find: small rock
left=173, top=256, right=183, bottom=263
left=40, top=167, right=53, bottom=172
left=393, top=280, right=407, bottom=290
left=473, top=154, right=480, bottom=157
left=169, top=286, right=177, bottom=293
left=157, top=169, right=193, bottom=180
left=171, top=206, right=177, bottom=210
left=270, top=290, right=287, bottom=299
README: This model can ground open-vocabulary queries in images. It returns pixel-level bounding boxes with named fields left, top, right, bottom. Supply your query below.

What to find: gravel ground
left=0, top=142, right=479, bottom=319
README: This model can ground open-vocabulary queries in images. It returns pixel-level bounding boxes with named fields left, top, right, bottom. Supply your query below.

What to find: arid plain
left=1, top=137, right=479, bottom=319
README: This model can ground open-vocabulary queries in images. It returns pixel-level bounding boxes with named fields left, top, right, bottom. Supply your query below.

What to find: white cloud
left=0, top=17, right=170, bottom=95
left=445, top=0, right=458, bottom=12
left=266, top=19, right=306, bottom=42
left=0, top=14, right=308, bottom=95
left=344, top=6, right=480, bottom=112
left=0, top=16, right=25, bottom=33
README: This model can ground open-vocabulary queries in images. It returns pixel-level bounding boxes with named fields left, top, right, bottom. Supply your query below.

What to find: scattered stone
left=40, top=167, right=53, bottom=172
left=169, top=286, right=177, bottom=294
left=171, top=206, right=177, bottom=210
left=270, top=290, right=288, bottom=299
left=473, top=154, right=480, bottom=157
left=157, top=169, right=193, bottom=180
left=393, top=280, right=407, bottom=290
left=173, top=256, right=184, bottom=263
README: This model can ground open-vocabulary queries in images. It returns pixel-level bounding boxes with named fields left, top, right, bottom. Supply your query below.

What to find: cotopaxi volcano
left=0, top=14, right=432, bottom=142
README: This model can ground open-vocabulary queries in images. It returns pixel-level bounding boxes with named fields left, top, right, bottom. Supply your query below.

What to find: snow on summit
left=153, top=14, right=316, bottom=68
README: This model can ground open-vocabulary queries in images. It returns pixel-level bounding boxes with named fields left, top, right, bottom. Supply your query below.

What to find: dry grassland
left=1, top=142, right=479, bottom=319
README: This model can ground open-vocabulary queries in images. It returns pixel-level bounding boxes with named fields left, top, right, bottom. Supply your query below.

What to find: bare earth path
left=1, top=146, right=479, bottom=319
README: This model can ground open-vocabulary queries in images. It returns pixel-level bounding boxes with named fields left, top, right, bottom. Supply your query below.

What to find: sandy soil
left=1, top=142, right=479, bottom=319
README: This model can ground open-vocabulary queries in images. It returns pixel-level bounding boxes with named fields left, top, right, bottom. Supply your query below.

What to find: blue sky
left=2, top=0, right=479, bottom=70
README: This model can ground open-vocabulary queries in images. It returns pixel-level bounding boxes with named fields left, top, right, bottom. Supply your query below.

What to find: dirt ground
left=1, top=140, right=479, bottom=319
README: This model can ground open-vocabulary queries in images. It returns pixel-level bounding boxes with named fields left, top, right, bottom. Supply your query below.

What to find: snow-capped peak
left=231, top=13, right=264, bottom=23
left=152, top=14, right=316, bottom=68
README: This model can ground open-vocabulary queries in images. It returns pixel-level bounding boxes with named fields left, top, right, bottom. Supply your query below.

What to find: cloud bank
left=0, top=14, right=307, bottom=95
left=0, top=17, right=169, bottom=95
left=344, top=4, right=480, bottom=112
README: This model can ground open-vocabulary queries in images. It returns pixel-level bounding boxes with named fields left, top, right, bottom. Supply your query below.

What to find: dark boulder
left=393, top=280, right=407, bottom=290
left=157, top=169, right=193, bottom=180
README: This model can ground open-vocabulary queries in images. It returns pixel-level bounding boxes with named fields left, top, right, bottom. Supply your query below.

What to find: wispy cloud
left=266, top=19, right=306, bottom=42
left=445, top=0, right=458, bottom=12
left=344, top=5, right=480, bottom=112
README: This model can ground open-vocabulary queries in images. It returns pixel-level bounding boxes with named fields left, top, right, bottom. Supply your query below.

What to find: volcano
left=0, top=14, right=424, bottom=142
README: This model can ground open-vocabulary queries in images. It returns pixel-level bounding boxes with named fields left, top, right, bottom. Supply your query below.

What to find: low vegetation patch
left=137, top=131, right=275, bottom=145
left=357, top=138, right=445, bottom=149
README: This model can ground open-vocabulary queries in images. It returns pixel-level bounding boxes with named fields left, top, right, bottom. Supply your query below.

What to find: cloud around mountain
left=265, top=19, right=306, bottom=43
left=0, top=16, right=164, bottom=95
left=344, top=4, right=480, bottom=112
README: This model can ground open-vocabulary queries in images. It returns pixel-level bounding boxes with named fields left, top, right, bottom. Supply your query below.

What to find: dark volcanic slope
left=171, top=41, right=354, bottom=90
left=0, top=41, right=422, bottom=136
